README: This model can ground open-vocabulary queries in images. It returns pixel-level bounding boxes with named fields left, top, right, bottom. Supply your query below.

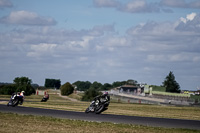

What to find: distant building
left=118, top=85, right=143, bottom=94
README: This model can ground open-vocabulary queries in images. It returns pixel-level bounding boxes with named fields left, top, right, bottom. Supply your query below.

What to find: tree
left=13, top=77, right=35, bottom=95
left=112, top=81, right=126, bottom=88
left=72, top=81, right=91, bottom=91
left=0, top=84, right=17, bottom=95
left=100, top=83, right=112, bottom=90
left=0, top=77, right=35, bottom=95
left=61, top=82, right=74, bottom=96
left=54, top=79, right=61, bottom=89
left=126, top=79, right=138, bottom=86
left=14, top=77, right=32, bottom=86
left=45, top=79, right=61, bottom=89
left=90, top=81, right=102, bottom=90
left=81, top=88, right=102, bottom=101
left=162, top=71, right=180, bottom=93
left=81, top=81, right=103, bottom=101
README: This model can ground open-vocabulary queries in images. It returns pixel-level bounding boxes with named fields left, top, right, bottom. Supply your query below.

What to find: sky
left=0, top=0, right=200, bottom=90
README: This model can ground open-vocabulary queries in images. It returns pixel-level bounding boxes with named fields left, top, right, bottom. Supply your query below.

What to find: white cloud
left=169, top=53, right=190, bottom=62
left=176, top=13, right=200, bottom=32
left=79, top=57, right=88, bottom=61
left=108, top=47, right=114, bottom=51
left=0, top=12, right=200, bottom=90
left=187, top=12, right=197, bottom=21
left=93, top=0, right=160, bottom=13
left=147, top=53, right=198, bottom=63
left=0, top=24, right=118, bottom=66
left=180, top=12, right=197, bottom=23
left=93, top=0, right=119, bottom=7
left=193, top=56, right=200, bottom=62
left=180, top=17, right=187, bottom=23
left=0, top=0, right=12, bottom=9
left=125, top=0, right=146, bottom=11
left=95, top=45, right=103, bottom=51
left=105, top=37, right=128, bottom=46
left=30, top=43, right=57, bottom=52
left=147, top=55, right=165, bottom=62
left=94, top=0, right=200, bottom=13
left=160, top=0, right=186, bottom=8
left=79, top=36, right=94, bottom=48
left=189, top=0, right=200, bottom=8
left=143, top=67, right=151, bottom=71
left=160, top=0, right=200, bottom=8
left=104, top=59, right=122, bottom=67
left=0, top=10, right=57, bottom=26
left=126, top=12, right=200, bottom=68
left=27, top=43, right=57, bottom=57
left=120, top=0, right=159, bottom=13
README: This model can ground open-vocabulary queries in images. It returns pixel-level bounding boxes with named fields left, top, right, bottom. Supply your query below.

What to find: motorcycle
left=85, top=94, right=110, bottom=114
left=7, top=93, right=24, bottom=107
left=41, top=94, right=49, bottom=102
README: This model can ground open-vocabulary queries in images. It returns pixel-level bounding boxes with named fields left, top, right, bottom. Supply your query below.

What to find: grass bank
left=0, top=112, right=198, bottom=133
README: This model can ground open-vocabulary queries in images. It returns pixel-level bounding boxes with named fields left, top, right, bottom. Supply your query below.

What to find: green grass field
left=0, top=112, right=199, bottom=133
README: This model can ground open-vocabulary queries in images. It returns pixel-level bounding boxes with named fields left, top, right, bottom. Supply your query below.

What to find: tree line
left=0, top=77, right=35, bottom=95
left=72, top=80, right=140, bottom=101
left=0, top=71, right=181, bottom=97
left=44, top=78, right=61, bottom=89
left=72, top=79, right=139, bottom=91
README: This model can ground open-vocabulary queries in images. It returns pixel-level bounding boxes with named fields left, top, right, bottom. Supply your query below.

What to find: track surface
left=0, top=104, right=200, bottom=130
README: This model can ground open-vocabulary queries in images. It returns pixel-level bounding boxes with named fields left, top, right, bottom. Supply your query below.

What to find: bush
left=0, top=84, right=17, bottom=95
left=0, top=77, right=36, bottom=96
left=45, top=78, right=61, bottom=89
left=72, top=81, right=91, bottom=91
left=82, top=88, right=102, bottom=101
left=61, top=82, right=74, bottom=96
left=16, top=85, right=35, bottom=96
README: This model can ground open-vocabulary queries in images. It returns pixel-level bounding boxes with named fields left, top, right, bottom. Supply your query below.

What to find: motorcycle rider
left=101, top=91, right=110, bottom=102
left=18, top=91, right=25, bottom=105
left=41, top=94, right=49, bottom=102
left=85, top=91, right=110, bottom=114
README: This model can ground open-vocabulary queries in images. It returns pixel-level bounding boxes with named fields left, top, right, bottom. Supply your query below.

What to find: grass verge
left=0, top=112, right=199, bottom=133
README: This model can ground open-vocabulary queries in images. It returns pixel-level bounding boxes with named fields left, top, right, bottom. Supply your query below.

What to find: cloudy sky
left=0, top=0, right=200, bottom=90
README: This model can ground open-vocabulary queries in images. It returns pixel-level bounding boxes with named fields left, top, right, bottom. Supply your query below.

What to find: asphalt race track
left=0, top=104, right=200, bottom=130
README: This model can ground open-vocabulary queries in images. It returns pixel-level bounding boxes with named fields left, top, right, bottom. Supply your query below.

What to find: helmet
left=21, top=91, right=25, bottom=94
left=104, top=91, right=108, bottom=95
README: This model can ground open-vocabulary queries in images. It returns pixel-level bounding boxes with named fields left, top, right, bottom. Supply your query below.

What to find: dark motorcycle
left=41, top=94, right=49, bottom=102
left=85, top=94, right=110, bottom=114
left=7, top=93, right=24, bottom=107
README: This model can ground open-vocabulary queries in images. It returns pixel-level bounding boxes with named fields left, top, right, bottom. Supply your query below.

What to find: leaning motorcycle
left=7, top=93, right=23, bottom=107
left=41, top=94, right=49, bottom=102
left=85, top=94, right=110, bottom=114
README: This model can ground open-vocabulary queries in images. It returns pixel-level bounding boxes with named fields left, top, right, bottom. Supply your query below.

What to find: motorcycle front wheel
left=85, top=107, right=90, bottom=113
left=12, top=99, right=19, bottom=107
left=95, top=104, right=104, bottom=114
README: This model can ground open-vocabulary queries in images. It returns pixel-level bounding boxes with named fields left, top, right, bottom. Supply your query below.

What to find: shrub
left=82, top=88, right=102, bottom=101
left=0, top=84, right=17, bottom=95
left=61, top=82, right=74, bottom=96
left=16, top=85, right=35, bottom=96
left=0, top=77, right=36, bottom=95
